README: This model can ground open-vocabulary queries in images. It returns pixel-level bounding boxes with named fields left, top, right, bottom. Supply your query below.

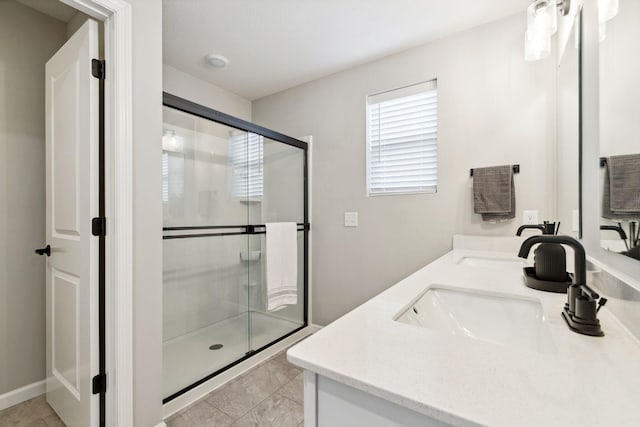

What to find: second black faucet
left=518, top=235, right=607, bottom=337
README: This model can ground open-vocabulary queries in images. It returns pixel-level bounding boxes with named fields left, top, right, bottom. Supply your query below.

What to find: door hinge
left=92, top=217, right=107, bottom=237
left=92, top=373, right=107, bottom=394
left=92, top=59, right=105, bottom=80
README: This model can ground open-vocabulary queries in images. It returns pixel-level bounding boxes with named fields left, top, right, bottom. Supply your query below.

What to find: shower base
left=163, top=311, right=302, bottom=398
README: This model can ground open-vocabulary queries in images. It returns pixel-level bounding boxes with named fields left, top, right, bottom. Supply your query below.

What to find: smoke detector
left=205, top=54, right=229, bottom=68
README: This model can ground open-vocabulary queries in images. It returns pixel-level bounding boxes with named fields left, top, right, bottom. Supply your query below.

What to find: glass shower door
left=248, top=137, right=306, bottom=351
left=161, top=93, right=309, bottom=403
left=162, top=107, right=251, bottom=399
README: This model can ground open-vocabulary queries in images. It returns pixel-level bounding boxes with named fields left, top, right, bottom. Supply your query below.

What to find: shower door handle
left=35, top=245, right=51, bottom=256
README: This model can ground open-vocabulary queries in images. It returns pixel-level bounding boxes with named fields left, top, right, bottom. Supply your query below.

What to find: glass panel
left=162, top=106, right=249, bottom=228
left=162, top=106, right=251, bottom=399
left=260, top=138, right=304, bottom=223
left=162, top=235, right=249, bottom=398
left=248, top=138, right=305, bottom=350
left=161, top=103, right=307, bottom=400
left=249, top=233, right=305, bottom=350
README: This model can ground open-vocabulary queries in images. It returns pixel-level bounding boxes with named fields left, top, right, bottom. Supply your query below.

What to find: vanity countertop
left=287, top=236, right=640, bottom=427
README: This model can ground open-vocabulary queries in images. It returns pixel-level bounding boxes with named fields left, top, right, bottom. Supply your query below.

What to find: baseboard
left=0, top=380, right=46, bottom=411
left=154, top=423, right=167, bottom=427
left=309, top=323, right=323, bottom=333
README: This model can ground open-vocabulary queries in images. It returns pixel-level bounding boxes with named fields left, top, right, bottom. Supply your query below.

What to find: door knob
left=35, top=245, right=51, bottom=256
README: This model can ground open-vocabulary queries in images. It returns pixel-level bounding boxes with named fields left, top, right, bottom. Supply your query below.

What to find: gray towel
left=602, top=154, right=640, bottom=219
left=473, top=165, right=516, bottom=221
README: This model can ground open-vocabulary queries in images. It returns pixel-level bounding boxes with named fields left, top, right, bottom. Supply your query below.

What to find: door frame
left=60, top=0, right=134, bottom=425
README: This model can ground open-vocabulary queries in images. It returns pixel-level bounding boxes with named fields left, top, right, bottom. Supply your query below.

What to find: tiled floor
left=0, top=348, right=303, bottom=427
left=0, top=396, right=64, bottom=427
left=166, top=347, right=304, bottom=427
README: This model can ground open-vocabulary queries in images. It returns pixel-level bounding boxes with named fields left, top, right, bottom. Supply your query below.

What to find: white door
left=44, top=19, right=100, bottom=427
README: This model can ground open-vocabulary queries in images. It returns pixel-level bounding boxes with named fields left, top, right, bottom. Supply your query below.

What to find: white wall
left=0, top=0, right=67, bottom=396
left=253, top=13, right=557, bottom=325
left=163, top=64, right=252, bottom=121
left=128, top=0, right=164, bottom=425
left=66, top=10, right=91, bottom=39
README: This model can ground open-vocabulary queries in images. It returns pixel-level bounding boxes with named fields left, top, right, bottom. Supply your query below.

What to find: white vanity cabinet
left=303, top=372, right=453, bottom=427
left=287, top=240, right=640, bottom=427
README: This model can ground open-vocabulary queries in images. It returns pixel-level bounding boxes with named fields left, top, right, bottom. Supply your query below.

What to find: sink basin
left=457, top=256, right=524, bottom=268
left=395, top=286, right=556, bottom=354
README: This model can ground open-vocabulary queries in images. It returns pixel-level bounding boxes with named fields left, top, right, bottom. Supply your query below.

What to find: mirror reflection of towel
left=602, top=154, right=640, bottom=219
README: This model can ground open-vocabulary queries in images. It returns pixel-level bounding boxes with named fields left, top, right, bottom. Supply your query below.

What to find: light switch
left=572, top=209, right=580, bottom=232
left=344, top=212, right=358, bottom=227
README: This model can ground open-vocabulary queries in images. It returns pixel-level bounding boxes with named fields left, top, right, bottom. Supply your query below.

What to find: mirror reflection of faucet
left=518, top=235, right=607, bottom=337
left=600, top=222, right=640, bottom=260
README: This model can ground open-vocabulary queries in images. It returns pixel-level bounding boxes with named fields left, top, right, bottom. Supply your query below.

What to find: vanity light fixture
left=525, top=0, right=572, bottom=61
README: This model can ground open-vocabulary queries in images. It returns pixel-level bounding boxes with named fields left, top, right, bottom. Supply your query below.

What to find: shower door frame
left=161, top=92, right=310, bottom=403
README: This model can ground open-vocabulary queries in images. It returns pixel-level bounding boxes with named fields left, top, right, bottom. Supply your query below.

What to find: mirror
left=599, top=0, right=640, bottom=261
left=556, top=10, right=582, bottom=238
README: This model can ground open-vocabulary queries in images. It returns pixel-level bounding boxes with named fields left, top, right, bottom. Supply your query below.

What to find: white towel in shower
left=266, top=222, right=298, bottom=311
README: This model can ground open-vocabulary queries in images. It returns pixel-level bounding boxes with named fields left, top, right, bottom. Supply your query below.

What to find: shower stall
left=161, top=93, right=308, bottom=402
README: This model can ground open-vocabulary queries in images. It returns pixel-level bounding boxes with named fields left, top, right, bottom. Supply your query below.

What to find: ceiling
left=164, top=0, right=531, bottom=101
left=16, top=0, right=77, bottom=22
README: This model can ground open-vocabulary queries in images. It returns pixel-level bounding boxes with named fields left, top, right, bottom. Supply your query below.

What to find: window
left=229, top=132, right=264, bottom=199
left=162, top=129, right=185, bottom=204
left=162, top=151, right=169, bottom=202
left=366, top=80, right=438, bottom=195
left=161, top=151, right=184, bottom=203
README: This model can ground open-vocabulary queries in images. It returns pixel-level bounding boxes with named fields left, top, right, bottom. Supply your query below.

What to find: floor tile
left=22, top=420, right=47, bottom=427
left=277, top=373, right=304, bottom=404
left=0, top=397, right=61, bottom=427
left=205, top=368, right=273, bottom=419
left=233, top=394, right=303, bottom=427
left=165, top=346, right=307, bottom=425
left=42, top=415, right=65, bottom=427
left=207, top=354, right=300, bottom=419
left=165, top=413, right=191, bottom=427
left=170, top=400, right=234, bottom=427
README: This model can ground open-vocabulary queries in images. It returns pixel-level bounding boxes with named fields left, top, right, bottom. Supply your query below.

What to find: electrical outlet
left=522, top=210, right=539, bottom=225
left=344, top=212, right=358, bottom=227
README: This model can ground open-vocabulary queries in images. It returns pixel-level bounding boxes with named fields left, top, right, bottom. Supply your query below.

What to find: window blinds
left=229, top=132, right=264, bottom=199
left=162, top=151, right=169, bottom=202
left=162, top=151, right=185, bottom=203
left=366, top=80, right=438, bottom=195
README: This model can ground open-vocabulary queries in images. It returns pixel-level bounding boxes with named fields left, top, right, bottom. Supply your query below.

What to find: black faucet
left=518, top=235, right=606, bottom=337
left=516, top=224, right=546, bottom=236
left=516, top=221, right=557, bottom=236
